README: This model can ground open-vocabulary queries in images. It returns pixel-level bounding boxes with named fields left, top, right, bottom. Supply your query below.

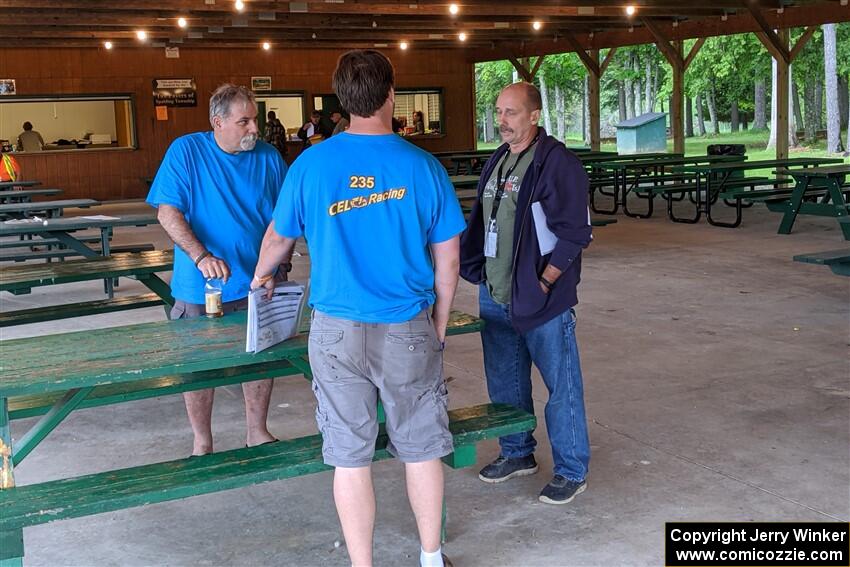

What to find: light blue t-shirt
left=273, top=132, right=465, bottom=323
left=147, top=132, right=287, bottom=304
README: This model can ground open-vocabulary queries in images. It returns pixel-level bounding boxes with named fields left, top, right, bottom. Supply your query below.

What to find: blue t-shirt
left=273, top=132, right=465, bottom=323
left=147, top=132, right=287, bottom=304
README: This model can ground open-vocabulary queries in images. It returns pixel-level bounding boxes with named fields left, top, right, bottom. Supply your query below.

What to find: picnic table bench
left=0, top=310, right=535, bottom=564
left=0, top=250, right=174, bottom=327
left=670, top=157, right=844, bottom=227
left=0, top=181, right=41, bottom=190
left=792, top=249, right=850, bottom=276
left=771, top=165, right=850, bottom=240
left=0, top=199, right=99, bottom=220
left=0, top=189, right=62, bottom=204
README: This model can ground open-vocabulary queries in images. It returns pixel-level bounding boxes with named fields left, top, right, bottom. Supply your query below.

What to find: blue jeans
left=479, top=284, right=590, bottom=481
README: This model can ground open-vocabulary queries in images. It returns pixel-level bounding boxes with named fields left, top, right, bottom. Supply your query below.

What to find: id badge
left=484, top=229, right=498, bottom=258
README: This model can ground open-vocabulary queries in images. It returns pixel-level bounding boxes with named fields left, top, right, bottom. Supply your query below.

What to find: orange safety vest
left=0, top=153, right=20, bottom=182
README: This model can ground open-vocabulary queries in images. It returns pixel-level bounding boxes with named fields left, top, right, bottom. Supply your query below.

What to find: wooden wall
left=0, top=48, right=475, bottom=201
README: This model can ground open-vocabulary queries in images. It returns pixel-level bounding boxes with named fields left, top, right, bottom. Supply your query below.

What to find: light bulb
left=532, top=21, right=542, bottom=31
left=459, top=32, right=467, bottom=42
left=449, top=3, right=459, bottom=15
left=104, top=41, right=113, bottom=50
left=262, top=41, right=271, bottom=50
left=625, top=5, right=636, bottom=16
left=400, top=41, right=409, bottom=50
left=136, top=30, right=147, bottom=41
left=235, top=0, right=245, bottom=12
left=177, top=17, right=187, bottom=28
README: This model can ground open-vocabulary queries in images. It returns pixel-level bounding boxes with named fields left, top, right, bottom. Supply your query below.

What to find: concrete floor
left=2, top=198, right=848, bottom=567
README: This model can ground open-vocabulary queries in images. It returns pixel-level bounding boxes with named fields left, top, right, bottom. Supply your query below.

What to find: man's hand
left=539, top=280, right=550, bottom=295
left=250, top=274, right=276, bottom=300
left=197, top=255, right=231, bottom=283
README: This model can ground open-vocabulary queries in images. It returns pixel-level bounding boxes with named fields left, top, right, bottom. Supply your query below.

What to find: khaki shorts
left=308, top=309, right=453, bottom=468
left=168, top=297, right=249, bottom=320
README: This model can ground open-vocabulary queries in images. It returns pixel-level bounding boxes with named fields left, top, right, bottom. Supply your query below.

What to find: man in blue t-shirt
left=252, top=51, right=464, bottom=567
left=147, top=84, right=288, bottom=456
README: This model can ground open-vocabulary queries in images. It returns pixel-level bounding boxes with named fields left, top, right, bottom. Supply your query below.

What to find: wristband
left=539, top=276, right=554, bottom=290
left=194, top=250, right=211, bottom=267
left=253, top=274, right=274, bottom=286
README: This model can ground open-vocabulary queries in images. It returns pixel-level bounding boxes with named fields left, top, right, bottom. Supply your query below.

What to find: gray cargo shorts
left=308, top=309, right=453, bottom=468
left=168, top=297, right=249, bottom=320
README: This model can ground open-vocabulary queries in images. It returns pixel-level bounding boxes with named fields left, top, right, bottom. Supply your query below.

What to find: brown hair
left=332, top=50, right=394, bottom=118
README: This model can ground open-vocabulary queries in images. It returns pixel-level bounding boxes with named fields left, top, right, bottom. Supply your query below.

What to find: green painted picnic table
left=579, top=151, right=683, bottom=166
left=773, top=165, right=850, bottom=240
left=0, top=199, right=98, bottom=220
left=591, top=154, right=745, bottom=217
left=793, top=248, right=850, bottom=276
left=0, top=181, right=40, bottom=190
left=0, top=189, right=62, bottom=204
left=449, top=174, right=480, bottom=189
left=669, top=157, right=845, bottom=226
left=0, top=310, right=534, bottom=564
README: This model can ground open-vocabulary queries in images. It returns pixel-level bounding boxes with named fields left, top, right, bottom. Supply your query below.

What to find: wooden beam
left=683, top=36, right=705, bottom=70
left=505, top=52, right=533, bottom=82
left=562, top=31, right=599, bottom=76
left=775, top=28, right=790, bottom=161
left=641, top=17, right=682, bottom=70
left=748, top=5, right=790, bottom=64
left=528, top=55, right=545, bottom=81
left=789, top=25, right=816, bottom=63
left=588, top=49, right=601, bottom=151
left=599, top=47, right=618, bottom=76
left=671, top=40, right=685, bottom=153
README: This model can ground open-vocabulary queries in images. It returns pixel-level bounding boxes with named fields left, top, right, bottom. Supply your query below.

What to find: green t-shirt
left=481, top=143, right=536, bottom=304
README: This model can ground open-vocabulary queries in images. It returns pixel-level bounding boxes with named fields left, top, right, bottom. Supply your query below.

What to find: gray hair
left=209, top=84, right=256, bottom=127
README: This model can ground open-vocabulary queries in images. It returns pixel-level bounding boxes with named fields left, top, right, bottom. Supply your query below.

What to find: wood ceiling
left=0, top=0, right=846, bottom=55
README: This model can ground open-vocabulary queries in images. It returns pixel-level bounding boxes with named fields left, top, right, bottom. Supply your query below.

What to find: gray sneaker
left=478, top=454, right=538, bottom=483
left=538, top=475, right=586, bottom=505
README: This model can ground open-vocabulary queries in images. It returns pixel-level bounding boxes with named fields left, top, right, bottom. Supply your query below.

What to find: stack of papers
left=246, top=280, right=307, bottom=353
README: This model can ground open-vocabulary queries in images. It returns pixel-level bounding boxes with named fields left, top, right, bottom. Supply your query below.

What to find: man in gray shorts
left=147, top=83, right=288, bottom=456
left=252, top=49, right=465, bottom=567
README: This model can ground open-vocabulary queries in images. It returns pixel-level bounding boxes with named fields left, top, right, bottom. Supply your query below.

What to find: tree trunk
left=838, top=75, right=849, bottom=131
left=814, top=78, right=823, bottom=131
left=483, top=107, right=493, bottom=143
left=707, top=84, right=719, bottom=135
left=696, top=93, right=706, bottom=136
left=731, top=100, right=740, bottom=132
left=686, top=96, right=694, bottom=137
left=625, top=74, right=634, bottom=120
left=645, top=58, right=652, bottom=113
left=582, top=76, right=590, bottom=144
left=789, top=64, right=800, bottom=148
left=555, top=83, right=566, bottom=142
left=538, top=67, right=553, bottom=135
left=823, top=23, right=841, bottom=153
left=512, top=69, right=519, bottom=83
left=768, top=58, right=778, bottom=149
left=846, top=82, right=850, bottom=156
left=791, top=73, right=804, bottom=138
left=804, top=82, right=817, bottom=144
left=634, top=76, right=643, bottom=117
left=754, top=78, right=767, bottom=130
left=742, top=112, right=748, bottom=131
left=651, top=62, right=660, bottom=112
left=618, top=81, right=627, bottom=122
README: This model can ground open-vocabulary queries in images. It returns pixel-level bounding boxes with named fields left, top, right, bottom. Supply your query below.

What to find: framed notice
left=251, top=76, right=272, bottom=92
left=152, top=78, right=197, bottom=107
left=0, top=79, right=16, bottom=95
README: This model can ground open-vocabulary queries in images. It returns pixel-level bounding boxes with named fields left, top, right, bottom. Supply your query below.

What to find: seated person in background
left=16, top=122, right=44, bottom=152
left=391, top=116, right=403, bottom=133
left=330, top=111, right=349, bottom=136
left=298, top=111, right=331, bottom=146
left=263, top=111, right=287, bottom=157
left=413, top=111, right=425, bottom=134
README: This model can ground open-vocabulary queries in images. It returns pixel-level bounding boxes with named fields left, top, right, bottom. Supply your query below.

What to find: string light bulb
left=262, top=41, right=271, bottom=50
left=136, top=30, right=147, bottom=41
left=235, top=0, right=245, bottom=12
left=449, top=3, right=459, bottom=15
left=625, top=5, right=636, bottom=16
left=532, top=21, right=542, bottom=31
left=103, top=41, right=113, bottom=50
left=459, top=32, right=467, bottom=42
left=177, top=17, right=187, bottom=28
left=399, top=41, right=409, bottom=50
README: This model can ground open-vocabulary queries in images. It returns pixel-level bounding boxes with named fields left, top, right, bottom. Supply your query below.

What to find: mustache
left=499, top=126, right=513, bottom=133
left=239, top=133, right=258, bottom=151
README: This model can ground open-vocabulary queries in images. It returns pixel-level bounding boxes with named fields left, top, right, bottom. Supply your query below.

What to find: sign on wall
left=165, top=47, right=180, bottom=59
left=152, top=78, right=197, bottom=107
left=251, top=76, right=272, bottom=91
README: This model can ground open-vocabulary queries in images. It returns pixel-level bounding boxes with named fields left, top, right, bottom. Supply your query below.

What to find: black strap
left=488, top=137, right=538, bottom=228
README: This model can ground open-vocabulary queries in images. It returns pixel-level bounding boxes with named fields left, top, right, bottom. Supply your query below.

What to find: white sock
left=420, top=547, right=444, bottom=567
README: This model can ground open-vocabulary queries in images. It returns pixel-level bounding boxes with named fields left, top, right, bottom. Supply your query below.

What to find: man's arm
left=157, top=204, right=230, bottom=281
left=252, top=221, right=298, bottom=299
left=430, top=235, right=460, bottom=343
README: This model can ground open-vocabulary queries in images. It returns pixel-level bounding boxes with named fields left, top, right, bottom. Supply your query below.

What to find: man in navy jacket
left=460, top=82, right=592, bottom=504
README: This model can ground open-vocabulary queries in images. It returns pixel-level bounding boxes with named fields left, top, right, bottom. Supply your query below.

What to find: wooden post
left=671, top=40, right=685, bottom=154
left=588, top=50, right=601, bottom=151
left=776, top=28, right=790, bottom=161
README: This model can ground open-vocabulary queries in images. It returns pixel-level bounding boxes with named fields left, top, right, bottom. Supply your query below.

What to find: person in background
left=298, top=110, right=331, bottom=146
left=263, top=110, right=287, bottom=157
left=146, top=84, right=288, bottom=456
left=413, top=110, right=425, bottom=134
left=330, top=110, right=349, bottom=136
left=16, top=122, right=44, bottom=152
left=252, top=49, right=464, bottom=567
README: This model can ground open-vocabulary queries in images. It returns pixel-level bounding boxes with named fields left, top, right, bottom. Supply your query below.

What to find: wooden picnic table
left=0, top=250, right=174, bottom=327
left=773, top=165, right=850, bottom=240
left=0, top=199, right=98, bottom=220
left=0, top=189, right=62, bottom=204
left=0, top=181, right=41, bottom=189
left=591, top=154, right=745, bottom=217
left=669, top=157, right=845, bottom=226
left=0, top=310, right=534, bottom=564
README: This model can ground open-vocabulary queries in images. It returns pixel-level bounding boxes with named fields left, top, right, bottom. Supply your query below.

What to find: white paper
left=246, top=280, right=307, bottom=354
left=80, top=215, right=120, bottom=220
left=531, top=202, right=557, bottom=256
